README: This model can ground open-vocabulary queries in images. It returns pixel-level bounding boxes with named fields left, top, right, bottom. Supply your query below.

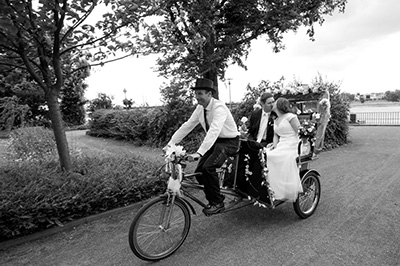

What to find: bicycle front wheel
left=129, top=196, right=191, bottom=261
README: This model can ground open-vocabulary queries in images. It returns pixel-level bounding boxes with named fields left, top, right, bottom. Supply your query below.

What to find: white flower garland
left=269, top=82, right=326, bottom=96
left=242, top=148, right=276, bottom=208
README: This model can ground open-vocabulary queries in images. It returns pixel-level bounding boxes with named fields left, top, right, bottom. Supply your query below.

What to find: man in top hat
left=166, top=78, right=240, bottom=215
left=248, top=92, right=276, bottom=146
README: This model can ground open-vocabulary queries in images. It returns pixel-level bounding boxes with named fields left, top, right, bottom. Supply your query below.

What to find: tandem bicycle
left=128, top=138, right=321, bottom=261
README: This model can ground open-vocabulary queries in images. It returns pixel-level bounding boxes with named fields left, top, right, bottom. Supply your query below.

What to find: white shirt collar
left=204, top=98, right=214, bottom=111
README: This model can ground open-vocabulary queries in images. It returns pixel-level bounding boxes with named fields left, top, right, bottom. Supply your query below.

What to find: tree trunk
left=203, top=34, right=219, bottom=99
left=46, top=89, right=72, bottom=172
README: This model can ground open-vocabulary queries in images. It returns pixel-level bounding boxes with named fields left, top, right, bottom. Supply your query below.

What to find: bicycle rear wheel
left=293, top=171, right=321, bottom=219
left=129, top=196, right=191, bottom=261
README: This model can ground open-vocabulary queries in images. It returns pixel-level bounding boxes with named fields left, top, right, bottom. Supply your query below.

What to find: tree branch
left=61, top=1, right=96, bottom=44
left=60, top=20, right=135, bottom=56
left=52, top=0, right=67, bottom=90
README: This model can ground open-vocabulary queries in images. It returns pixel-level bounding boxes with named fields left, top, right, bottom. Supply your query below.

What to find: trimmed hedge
left=0, top=155, right=165, bottom=242
left=87, top=106, right=204, bottom=152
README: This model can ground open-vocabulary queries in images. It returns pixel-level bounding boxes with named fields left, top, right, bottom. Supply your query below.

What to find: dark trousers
left=195, top=137, right=239, bottom=206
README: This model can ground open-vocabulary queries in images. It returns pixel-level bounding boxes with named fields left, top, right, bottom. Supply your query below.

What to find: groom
left=247, top=92, right=276, bottom=146
left=231, top=92, right=276, bottom=198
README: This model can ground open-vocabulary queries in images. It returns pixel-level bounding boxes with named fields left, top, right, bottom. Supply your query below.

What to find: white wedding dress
left=267, top=113, right=303, bottom=202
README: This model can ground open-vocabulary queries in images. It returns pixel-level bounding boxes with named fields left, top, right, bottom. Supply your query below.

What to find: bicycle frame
left=164, top=148, right=289, bottom=215
left=129, top=144, right=321, bottom=261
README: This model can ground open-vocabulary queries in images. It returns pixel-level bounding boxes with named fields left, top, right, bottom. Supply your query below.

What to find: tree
left=231, top=80, right=275, bottom=121
left=60, top=58, right=90, bottom=126
left=384, top=90, right=400, bottom=102
left=0, top=65, right=48, bottom=125
left=122, top=98, right=134, bottom=109
left=340, top=92, right=355, bottom=102
left=136, top=0, right=347, bottom=97
left=88, top=93, right=114, bottom=112
left=0, top=0, right=152, bottom=171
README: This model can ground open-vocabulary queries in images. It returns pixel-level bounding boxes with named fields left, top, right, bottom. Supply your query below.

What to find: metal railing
left=349, top=112, right=400, bottom=125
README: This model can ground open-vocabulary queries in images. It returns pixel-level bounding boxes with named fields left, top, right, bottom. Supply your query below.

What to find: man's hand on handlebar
left=162, top=145, right=171, bottom=152
left=187, top=153, right=201, bottom=162
left=266, top=143, right=274, bottom=149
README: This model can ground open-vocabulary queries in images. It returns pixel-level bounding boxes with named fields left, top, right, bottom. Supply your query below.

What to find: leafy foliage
left=87, top=93, right=114, bottom=112
left=231, top=80, right=276, bottom=122
left=0, top=96, right=31, bottom=131
left=0, top=155, right=165, bottom=241
left=0, top=0, right=153, bottom=171
left=60, top=58, right=90, bottom=126
left=122, top=98, right=134, bottom=109
left=324, top=90, right=350, bottom=149
left=5, top=127, right=57, bottom=162
left=88, top=79, right=204, bottom=151
left=384, top=90, right=400, bottom=102
left=87, top=106, right=203, bottom=152
left=136, top=0, right=347, bottom=94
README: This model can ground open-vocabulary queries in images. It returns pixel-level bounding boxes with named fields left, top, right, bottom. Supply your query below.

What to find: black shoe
left=203, top=202, right=225, bottom=215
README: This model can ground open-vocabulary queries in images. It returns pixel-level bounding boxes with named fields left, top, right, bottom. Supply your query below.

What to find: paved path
left=1, top=126, right=400, bottom=266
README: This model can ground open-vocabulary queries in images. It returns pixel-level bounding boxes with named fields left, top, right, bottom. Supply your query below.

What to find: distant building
left=370, top=93, right=384, bottom=100
left=355, top=92, right=384, bottom=101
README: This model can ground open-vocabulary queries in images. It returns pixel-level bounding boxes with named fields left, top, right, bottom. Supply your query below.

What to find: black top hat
left=191, top=78, right=216, bottom=94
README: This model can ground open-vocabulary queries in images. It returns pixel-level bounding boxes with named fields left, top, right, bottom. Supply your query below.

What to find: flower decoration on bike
left=298, top=121, right=317, bottom=139
left=164, top=144, right=186, bottom=196
left=238, top=116, right=248, bottom=138
left=269, top=80, right=326, bottom=96
left=164, top=144, right=186, bottom=158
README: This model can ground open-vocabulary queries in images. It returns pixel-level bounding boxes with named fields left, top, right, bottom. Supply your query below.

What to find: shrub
left=0, top=154, right=165, bottom=242
left=324, top=91, right=350, bottom=149
left=0, top=96, right=31, bottom=130
left=87, top=106, right=203, bottom=152
left=231, top=82, right=268, bottom=123
left=6, top=126, right=57, bottom=162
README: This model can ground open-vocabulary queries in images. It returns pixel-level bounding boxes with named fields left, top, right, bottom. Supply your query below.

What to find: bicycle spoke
left=141, top=230, right=164, bottom=253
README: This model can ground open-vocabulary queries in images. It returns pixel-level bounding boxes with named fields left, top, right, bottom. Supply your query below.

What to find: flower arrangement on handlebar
left=298, top=120, right=317, bottom=140
left=163, top=145, right=187, bottom=196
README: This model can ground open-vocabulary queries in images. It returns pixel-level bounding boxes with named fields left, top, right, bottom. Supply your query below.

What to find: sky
left=85, top=0, right=400, bottom=106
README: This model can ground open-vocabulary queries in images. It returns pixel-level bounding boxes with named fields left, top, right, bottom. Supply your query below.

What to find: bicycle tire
left=293, top=171, right=321, bottom=219
left=129, top=196, right=191, bottom=261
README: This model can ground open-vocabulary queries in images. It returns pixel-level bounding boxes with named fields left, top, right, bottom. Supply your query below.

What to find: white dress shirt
left=256, top=110, right=269, bottom=142
left=168, top=98, right=239, bottom=155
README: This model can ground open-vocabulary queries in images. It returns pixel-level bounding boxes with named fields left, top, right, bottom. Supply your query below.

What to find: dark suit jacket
left=247, top=109, right=275, bottom=145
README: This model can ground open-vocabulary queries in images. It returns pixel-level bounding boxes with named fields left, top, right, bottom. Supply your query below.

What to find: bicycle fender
left=300, top=169, right=320, bottom=180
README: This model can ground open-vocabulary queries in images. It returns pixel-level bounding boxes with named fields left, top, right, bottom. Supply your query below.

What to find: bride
left=267, top=98, right=303, bottom=202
